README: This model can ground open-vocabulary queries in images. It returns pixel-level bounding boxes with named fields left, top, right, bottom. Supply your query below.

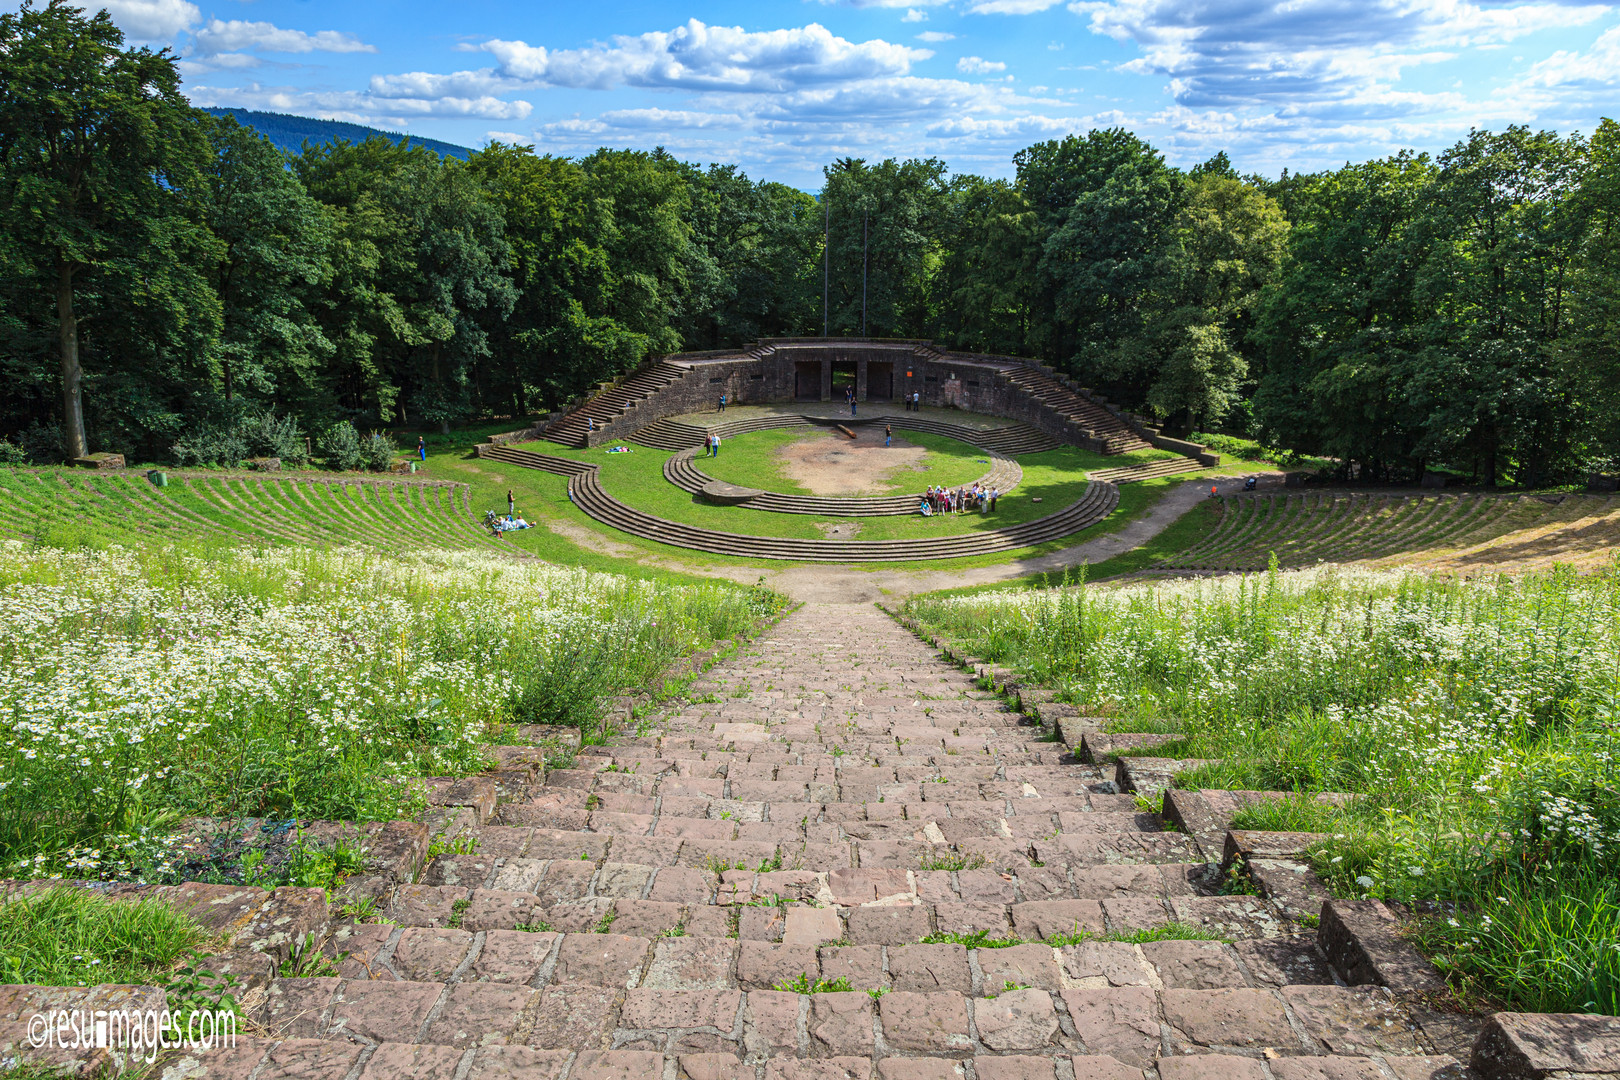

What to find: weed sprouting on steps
left=918, top=850, right=988, bottom=872
left=919, top=929, right=1023, bottom=949
left=773, top=973, right=854, bottom=994
left=1043, top=922, right=1227, bottom=947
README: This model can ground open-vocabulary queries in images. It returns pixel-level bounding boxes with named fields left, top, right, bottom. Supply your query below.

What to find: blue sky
left=64, top=0, right=1620, bottom=186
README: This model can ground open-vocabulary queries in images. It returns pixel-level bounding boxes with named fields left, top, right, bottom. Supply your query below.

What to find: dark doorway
left=794, top=361, right=820, bottom=400
left=831, top=360, right=856, bottom=397
left=867, top=362, right=893, bottom=401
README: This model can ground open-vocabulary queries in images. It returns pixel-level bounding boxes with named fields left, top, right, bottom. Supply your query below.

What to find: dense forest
left=2, top=2, right=1617, bottom=484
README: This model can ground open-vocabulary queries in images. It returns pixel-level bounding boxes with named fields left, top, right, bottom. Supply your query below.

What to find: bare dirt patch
left=815, top=521, right=863, bottom=539
left=777, top=430, right=928, bottom=496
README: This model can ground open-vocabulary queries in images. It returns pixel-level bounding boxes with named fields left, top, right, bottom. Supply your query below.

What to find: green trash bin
left=147, top=470, right=167, bottom=488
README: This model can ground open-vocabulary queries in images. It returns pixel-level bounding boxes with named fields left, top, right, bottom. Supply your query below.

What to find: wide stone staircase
left=993, top=368, right=1152, bottom=455
left=544, top=363, right=691, bottom=448
left=1086, top=459, right=1208, bottom=485
left=64, top=603, right=1489, bottom=1080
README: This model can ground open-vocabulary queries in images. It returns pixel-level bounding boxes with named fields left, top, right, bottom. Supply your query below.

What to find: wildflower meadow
left=902, top=564, right=1620, bottom=1014
left=0, top=541, right=781, bottom=884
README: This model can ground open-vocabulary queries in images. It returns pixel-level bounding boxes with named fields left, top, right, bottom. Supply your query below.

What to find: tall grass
left=0, top=542, right=784, bottom=881
left=901, top=561, right=1620, bottom=1014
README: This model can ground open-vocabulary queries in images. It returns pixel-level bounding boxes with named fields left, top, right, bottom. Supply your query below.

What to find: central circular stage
left=666, top=436, right=1022, bottom=516
left=490, top=412, right=1121, bottom=562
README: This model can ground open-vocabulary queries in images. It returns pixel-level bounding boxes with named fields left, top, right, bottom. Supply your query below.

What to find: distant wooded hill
left=202, top=108, right=473, bottom=160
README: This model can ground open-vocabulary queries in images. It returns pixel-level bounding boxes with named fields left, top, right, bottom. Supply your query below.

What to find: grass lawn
left=702, top=427, right=994, bottom=496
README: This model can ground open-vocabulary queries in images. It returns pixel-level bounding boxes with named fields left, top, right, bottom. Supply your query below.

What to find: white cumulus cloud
left=970, top=0, right=1067, bottom=12
left=191, top=19, right=376, bottom=57
left=99, top=0, right=199, bottom=43
left=481, top=19, right=929, bottom=93
left=903, top=8, right=930, bottom=21
left=958, top=55, right=1009, bottom=73
left=917, top=31, right=957, bottom=41
left=1067, top=0, right=1607, bottom=108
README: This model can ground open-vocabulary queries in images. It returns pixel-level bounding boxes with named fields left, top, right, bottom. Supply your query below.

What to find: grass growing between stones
left=901, top=563, right=1620, bottom=1015
left=0, top=886, right=208, bottom=987
left=0, top=541, right=784, bottom=883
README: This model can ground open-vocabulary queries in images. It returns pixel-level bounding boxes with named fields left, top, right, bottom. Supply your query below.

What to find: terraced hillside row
left=1165, top=490, right=1620, bottom=573
left=6, top=604, right=1476, bottom=1079
left=0, top=469, right=493, bottom=552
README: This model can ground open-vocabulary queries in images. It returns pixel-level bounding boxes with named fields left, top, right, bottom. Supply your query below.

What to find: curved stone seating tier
left=567, top=469, right=1117, bottom=562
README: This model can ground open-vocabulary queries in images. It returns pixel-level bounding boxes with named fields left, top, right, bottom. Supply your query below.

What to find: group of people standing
left=904, top=392, right=922, bottom=411
left=920, top=482, right=999, bottom=516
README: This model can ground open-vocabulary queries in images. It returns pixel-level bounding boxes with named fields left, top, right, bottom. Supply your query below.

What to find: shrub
left=0, top=438, right=24, bottom=465
left=241, top=412, right=308, bottom=464
left=172, top=427, right=249, bottom=468
left=318, top=421, right=366, bottom=471
left=19, top=421, right=63, bottom=464
left=359, top=430, right=397, bottom=471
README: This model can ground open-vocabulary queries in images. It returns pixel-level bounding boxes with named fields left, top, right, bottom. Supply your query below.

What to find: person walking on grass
left=417, top=436, right=426, bottom=461
left=507, top=488, right=515, bottom=516
left=885, top=424, right=892, bottom=448
left=710, top=432, right=721, bottom=457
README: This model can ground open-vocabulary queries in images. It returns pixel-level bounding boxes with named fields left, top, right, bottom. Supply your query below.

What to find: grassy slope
left=2, top=418, right=1237, bottom=579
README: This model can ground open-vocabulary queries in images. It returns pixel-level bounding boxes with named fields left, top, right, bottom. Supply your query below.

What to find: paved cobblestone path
left=222, top=604, right=1464, bottom=1080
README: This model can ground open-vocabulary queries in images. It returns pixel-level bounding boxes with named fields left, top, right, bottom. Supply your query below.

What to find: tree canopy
left=1, top=3, right=1616, bottom=485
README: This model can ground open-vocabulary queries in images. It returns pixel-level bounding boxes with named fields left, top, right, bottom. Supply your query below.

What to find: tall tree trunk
left=57, top=259, right=87, bottom=460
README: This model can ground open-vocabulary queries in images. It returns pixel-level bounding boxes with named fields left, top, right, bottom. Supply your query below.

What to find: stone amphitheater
left=5, top=342, right=1617, bottom=1080
left=473, top=339, right=1214, bottom=563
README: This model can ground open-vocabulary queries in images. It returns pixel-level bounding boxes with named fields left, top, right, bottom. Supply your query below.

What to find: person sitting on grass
left=919, top=496, right=932, bottom=516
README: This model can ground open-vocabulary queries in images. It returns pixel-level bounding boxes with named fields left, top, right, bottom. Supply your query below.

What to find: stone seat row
left=243, top=976, right=1441, bottom=1068
left=318, top=927, right=1319, bottom=996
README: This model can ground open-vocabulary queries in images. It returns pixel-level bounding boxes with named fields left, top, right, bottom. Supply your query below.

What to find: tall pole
left=861, top=210, right=868, bottom=338
left=822, top=198, right=829, bottom=337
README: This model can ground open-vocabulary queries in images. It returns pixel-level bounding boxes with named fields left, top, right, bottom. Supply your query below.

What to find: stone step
left=366, top=887, right=1287, bottom=944
left=310, top=927, right=1326, bottom=995
left=235, top=977, right=1445, bottom=1068
left=146, top=1037, right=1467, bottom=1080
